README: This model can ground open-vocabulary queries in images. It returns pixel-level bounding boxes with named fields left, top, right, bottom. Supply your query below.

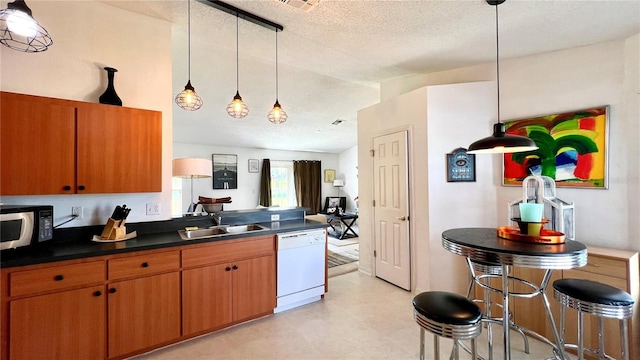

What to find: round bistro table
left=442, top=228, right=587, bottom=360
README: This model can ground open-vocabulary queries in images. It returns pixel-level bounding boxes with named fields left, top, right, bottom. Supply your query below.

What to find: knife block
left=101, top=218, right=127, bottom=240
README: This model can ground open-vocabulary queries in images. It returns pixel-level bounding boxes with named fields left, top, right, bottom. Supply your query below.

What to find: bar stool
left=412, top=291, right=482, bottom=360
left=553, top=278, right=634, bottom=360
left=465, top=258, right=530, bottom=359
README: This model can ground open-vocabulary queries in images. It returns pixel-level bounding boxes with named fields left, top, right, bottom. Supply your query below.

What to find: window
left=270, top=160, right=297, bottom=207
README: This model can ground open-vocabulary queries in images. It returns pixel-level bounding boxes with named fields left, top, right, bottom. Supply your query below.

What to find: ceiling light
left=467, top=0, right=537, bottom=154
left=268, top=30, right=287, bottom=124
left=0, top=0, right=52, bottom=53
left=227, top=15, right=248, bottom=118
left=175, top=0, right=203, bottom=111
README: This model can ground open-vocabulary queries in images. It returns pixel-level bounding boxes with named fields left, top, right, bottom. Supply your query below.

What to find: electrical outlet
left=271, top=214, right=280, bottom=221
left=146, top=203, right=161, bottom=215
left=72, top=206, right=83, bottom=219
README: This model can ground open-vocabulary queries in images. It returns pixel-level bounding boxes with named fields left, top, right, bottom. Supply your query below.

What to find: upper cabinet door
left=75, top=103, right=162, bottom=193
left=0, top=92, right=76, bottom=195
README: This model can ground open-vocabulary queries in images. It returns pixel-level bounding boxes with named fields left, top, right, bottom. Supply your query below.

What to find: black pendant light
left=0, top=0, right=52, bottom=53
left=175, top=0, right=203, bottom=111
left=226, top=15, right=249, bottom=118
left=268, top=29, right=287, bottom=124
left=467, top=0, right=537, bottom=154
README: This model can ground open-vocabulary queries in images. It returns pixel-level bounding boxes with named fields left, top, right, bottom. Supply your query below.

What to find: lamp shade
left=333, top=179, right=344, bottom=187
left=467, top=123, right=538, bottom=154
left=173, top=158, right=212, bottom=178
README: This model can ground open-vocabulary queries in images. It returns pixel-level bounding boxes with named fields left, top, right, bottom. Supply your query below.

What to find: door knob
left=396, top=216, right=406, bottom=221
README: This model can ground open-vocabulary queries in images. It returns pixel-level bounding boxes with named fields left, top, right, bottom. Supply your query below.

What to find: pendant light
left=175, top=0, right=203, bottom=111
left=467, top=0, right=537, bottom=154
left=268, top=29, right=287, bottom=124
left=0, top=0, right=52, bottom=53
left=226, top=15, right=249, bottom=118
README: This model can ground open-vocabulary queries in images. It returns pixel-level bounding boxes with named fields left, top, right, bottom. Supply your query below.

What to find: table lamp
left=333, top=179, right=344, bottom=197
left=173, top=158, right=212, bottom=215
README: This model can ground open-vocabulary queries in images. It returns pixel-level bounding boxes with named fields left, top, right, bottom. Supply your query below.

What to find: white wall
left=357, top=82, right=497, bottom=294
left=0, top=1, right=173, bottom=228
left=368, top=35, right=640, bottom=295
left=173, top=143, right=339, bottom=212
left=337, top=145, right=358, bottom=212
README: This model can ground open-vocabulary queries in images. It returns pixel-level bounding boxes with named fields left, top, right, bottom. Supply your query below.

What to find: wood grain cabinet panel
left=108, top=251, right=180, bottom=281
left=108, top=272, right=181, bottom=359
left=10, top=261, right=105, bottom=297
left=232, top=256, right=276, bottom=322
left=0, top=91, right=162, bottom=195
left=0, top=92, right=76, bottom=195
left=9, top=285, right=106, bottom=360
left=182, top=264, right=233, bottom=335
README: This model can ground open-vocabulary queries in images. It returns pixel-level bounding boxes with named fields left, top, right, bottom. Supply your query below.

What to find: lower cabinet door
left=9, top=286, right=106, bottom=360
left=232, top=255, right=276, bottom=322
left=182, top=264, right=233, bottom=336
left=108, top=272, right=180, bottom=358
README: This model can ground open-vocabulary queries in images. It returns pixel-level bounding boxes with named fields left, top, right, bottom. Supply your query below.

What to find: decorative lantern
left=508, top=175, right=575, bottom=240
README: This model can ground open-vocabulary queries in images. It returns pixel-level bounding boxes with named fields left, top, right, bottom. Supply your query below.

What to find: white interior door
left=372, top=131, right=410, bottom=290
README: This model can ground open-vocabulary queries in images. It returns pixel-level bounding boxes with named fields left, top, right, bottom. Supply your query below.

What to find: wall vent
left=277, top=0, right=320, bottom=12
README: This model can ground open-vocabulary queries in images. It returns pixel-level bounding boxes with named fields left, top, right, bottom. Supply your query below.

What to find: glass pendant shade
left=468, top=123, right=537, bottom=154
left=467, top=0, right=537, bottom=154
left=227, top=16, right=248, bottom=119
left=175, top=0, right=202, bottom=111
left=227, top=91, right=249, bottom=118
left=268, top=100, right=287, bottom=124
left=175, top=80, right=203, bottom=111
left=0, top=0, right=52, bottom=52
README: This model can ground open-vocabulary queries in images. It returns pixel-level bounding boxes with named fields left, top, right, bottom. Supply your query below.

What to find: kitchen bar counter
left=0, top=219, right=327, bottom=269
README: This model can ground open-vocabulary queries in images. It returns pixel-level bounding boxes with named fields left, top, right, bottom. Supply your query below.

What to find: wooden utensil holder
left=101, top=218, right=127, bottom=240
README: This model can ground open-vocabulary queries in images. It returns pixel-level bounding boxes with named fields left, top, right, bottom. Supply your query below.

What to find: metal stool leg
left=577, top=311, right=584, bottom=360
left=471, top=339, right=478, bottom=360
left=483, top=279, right=494, bottom=360
left=597, top=317, right=605, bottom=359
left=419, top=327, right=425, bottom=360
left=621, top=319, right=630, bottom=360
left=434, top=333, right=440, bottom=360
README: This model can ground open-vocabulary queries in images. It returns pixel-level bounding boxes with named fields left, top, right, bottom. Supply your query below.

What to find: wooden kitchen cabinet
left=9, top=285, right=106, bottom=360
left=182, top=235, right=276, bottom=337
left=107, top=272, right=181, bottom=359
left=0, top=91, right=161, bottom=195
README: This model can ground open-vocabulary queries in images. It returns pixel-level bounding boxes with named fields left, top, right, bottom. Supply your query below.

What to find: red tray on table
left=497, top=226, right=566, bottom=244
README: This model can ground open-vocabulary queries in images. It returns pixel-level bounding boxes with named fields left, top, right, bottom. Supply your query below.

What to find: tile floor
left=132, top=271, right=569, bottom=360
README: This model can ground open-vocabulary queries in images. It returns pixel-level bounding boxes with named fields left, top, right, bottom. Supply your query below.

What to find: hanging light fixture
left=175, top=0, right=203, bottom=111
left=0, top=0, right=52, bottom=53
left=467, top=0, right=537, bottom=154
left=226, top=15, right=249, bottom=118
left=268, top=29, right=287, bottom=124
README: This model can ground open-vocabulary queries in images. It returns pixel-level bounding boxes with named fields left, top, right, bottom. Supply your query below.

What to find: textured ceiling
left=102, top=0, right=640, bottom=154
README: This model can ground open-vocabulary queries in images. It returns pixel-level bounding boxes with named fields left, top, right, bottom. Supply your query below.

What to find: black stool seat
left=553, top=279, right=634, bottom=307
left=413, top=291, right=482, bottom=325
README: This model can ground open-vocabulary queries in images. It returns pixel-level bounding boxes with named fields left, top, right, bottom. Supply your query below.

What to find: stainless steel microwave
left=0, top=205, right=53, bottom=250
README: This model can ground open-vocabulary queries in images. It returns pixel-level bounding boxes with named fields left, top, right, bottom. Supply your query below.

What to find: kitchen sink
left=224, top=224, right=268, bottom=233
left=178, top=224, right=268, bottom=240
left=178, top=227, right=228, bottom=240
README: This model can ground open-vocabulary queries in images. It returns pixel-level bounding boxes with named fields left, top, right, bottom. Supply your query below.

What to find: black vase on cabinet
left=99, top=67, right=123, bottom=106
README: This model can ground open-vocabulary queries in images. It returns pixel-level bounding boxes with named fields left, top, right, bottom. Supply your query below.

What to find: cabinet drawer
left=562, top=269, right=627, bottom=290
left=10, top=261, right=105, bottom=297
left=578, top=254, right=627, bottom=279
left=108, top=251, right=180, bottom=280
left=182, top=236, right=275, bottom=268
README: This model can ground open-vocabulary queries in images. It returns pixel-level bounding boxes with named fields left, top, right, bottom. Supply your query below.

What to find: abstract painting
left=503, top=106, right=609, bottom=188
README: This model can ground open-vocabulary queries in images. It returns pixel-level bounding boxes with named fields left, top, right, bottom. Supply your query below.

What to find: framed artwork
left=324, top=169, right=336, bottom=183
left=248, top=159, right=259, bottom=173
left=212, top=154, right=238, bottom=189
left=446, top=148, right=476, bottom=182
left=503, top=106, right=609, bottom=189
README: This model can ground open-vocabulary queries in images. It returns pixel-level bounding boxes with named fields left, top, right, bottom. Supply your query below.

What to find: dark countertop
left=0, top=219, right=328, bottom=269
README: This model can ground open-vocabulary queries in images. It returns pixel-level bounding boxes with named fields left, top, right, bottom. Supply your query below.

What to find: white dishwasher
left=274, top=229, right=326, bottom=313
